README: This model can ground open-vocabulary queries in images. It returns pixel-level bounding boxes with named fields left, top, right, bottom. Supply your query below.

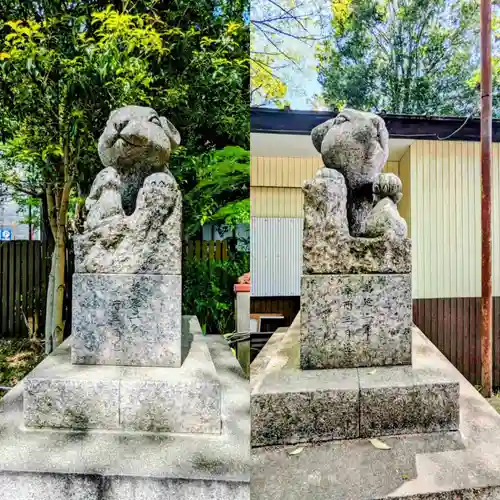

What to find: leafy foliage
left=171, top=146, right=250, bottom=237
left=0, top=2, right=250, bottom=349
left=318, top=0, right=484, bottom=116
left=182, top=251, right=250, bottom=335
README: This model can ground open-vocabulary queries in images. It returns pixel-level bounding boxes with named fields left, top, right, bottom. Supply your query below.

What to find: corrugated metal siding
left=250, top=217, right=302, bottom=297
left=409, top=141, right=499, bottom=299
left=251, top=187, right=303, bottom=217
left=399, top=149, right=411, bottom=234
left=251, top=158, right=402, bottom=219
left=251, top=156, right=321, bottom=187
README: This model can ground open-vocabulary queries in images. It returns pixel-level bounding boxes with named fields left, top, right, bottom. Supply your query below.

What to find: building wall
left=250, top=140, right=500, bottom=387
left=0, top=195, right=38, bottom=240
left=409, top=141, right=500, bottom=299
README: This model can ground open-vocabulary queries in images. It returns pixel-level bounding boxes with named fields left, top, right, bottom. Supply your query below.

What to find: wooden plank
left=194, top=240, right=201, bottom=260
left=442, top=299, right=451, bottom=364
left=494, top=297, right=500, bottom=387
left=27, top=240, right=36, bottom=339
left=464, top=297, right=471, bottom=384
left=20, top=241, right=29, bottom=337
left=468, top=298, right=476, bottom=386
left=457, top=297, right=465, bottom=376
left=450, top=297, right=458, bottom=368
left=214, top=240, right=221, bottom=261
left=8, top=243, right=15, bottom=336
left=14, top=242, right=22, bottom=336
left=40, top=240, right=50, bottom=334
left=474, top=297, right=481, bottom=387
left=0, top=243, right=8, bottom=335
left=202, top=241, right=210, bottom=261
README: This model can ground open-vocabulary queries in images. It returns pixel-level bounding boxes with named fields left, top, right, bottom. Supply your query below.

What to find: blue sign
left=0, top=229, right=12, bottom=241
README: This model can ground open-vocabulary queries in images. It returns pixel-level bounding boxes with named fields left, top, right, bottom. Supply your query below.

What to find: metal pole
left=480, top=0, right=493, bottom=398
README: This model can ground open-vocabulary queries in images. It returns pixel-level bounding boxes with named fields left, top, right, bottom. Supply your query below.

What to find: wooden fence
left=0, top=239, right=229, bottom=339
left=0, top=241, right=52, bottom=340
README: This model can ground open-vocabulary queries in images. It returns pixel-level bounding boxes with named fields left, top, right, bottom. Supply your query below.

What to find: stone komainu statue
left=303, top=109, right=411, bottom=275
left=74, top=105, right=182, bottom=274
left=311, top=108, right=407, bottom=238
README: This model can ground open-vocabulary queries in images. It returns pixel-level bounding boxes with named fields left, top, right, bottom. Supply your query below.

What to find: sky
left=251, top=0, right=331, bottom=111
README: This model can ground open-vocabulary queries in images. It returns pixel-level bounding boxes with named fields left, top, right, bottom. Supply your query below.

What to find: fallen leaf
left=402, top=473, right=409, bottom=480
left=287, top=446, right=304, bottom=455
left=369, top=438, right=391, bottom=450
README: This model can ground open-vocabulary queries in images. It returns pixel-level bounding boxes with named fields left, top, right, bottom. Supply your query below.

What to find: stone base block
left=251, top=320, right=460, bottom=448
left=24, top=319, right=220, bottom=434
left=71, top=273, right=182, bottom=367
left=300, top=274, right=412, bottom=369
left=0, top=327, right=250, bottom=500
left=359, top=366, right=459, bottom=437
left=251, top=368, right=360, bottom=447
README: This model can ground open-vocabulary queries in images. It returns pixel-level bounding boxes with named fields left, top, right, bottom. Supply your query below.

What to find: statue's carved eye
left=114, top=119, right=129, bottom=133
left=149, top=116, right=161, bottom=126
left=334, top=114, right=348, bottom=125
left=151, top=181, right=157, bottom=187
left=159, top=181, right=166, bottom=187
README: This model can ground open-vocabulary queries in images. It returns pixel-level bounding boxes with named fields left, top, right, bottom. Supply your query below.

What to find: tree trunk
left=40, top=195, right=55, bottom=248
left=43, top=180, right=72, bottom=352
left=44, top=250, right=56, bottom=354
left=51, top=236, right=66, bottom=348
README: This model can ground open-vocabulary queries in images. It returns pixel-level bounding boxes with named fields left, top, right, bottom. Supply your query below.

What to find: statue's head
left=98, top=105, right=181, bottom=171
left=311, top=109, right=389, bottom=189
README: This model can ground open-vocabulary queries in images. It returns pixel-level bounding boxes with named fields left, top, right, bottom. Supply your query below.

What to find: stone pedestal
left=71, top=273, right=183, bottom=367
left=300, top=274, right=412, bottom=369
left=251, top=321, right=460, bottom=447
left=24, top=328, right=221, bottom=434
left=0, top=326, right=250, bottom=500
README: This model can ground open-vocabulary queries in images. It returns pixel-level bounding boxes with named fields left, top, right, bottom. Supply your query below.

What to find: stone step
left=0, top=330, right=250, bottom=500
left=251, top=365, right=459, bottom=447
left=23, top=326, right=221, bottom=434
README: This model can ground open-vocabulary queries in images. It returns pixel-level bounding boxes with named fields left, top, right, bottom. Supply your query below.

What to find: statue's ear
left=160, top=116, right=181, bottom=150
left=372, top=116, right=389, bottom=152
left=311, top=118, right=336, bottom=154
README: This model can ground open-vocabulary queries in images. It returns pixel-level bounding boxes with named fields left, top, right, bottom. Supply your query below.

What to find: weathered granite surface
left=311, top=109, right=390, bottom=236
left=24, top=327, right=221, bottom=434
left=74, top=170, right=182, bottom=275
left=364, top=173, right=407, bottom=238
left=303, top=169, right=411, bottom=274
left=359, top=366, right=459, bottom=437
left=251, top=368, right=359, bottom=447
left=71, top=273, right=182, bottom=367
left=24, top=377, right=120, bottom=429
left=74, top=105, right=182, bottom=274
left=97, top=106, right=181, bottom=215
left=251, top=322, right=500, bottom=500
left=0, top=325, right=250, bottom=500
left=300, top=274, right=412, bottom=369
left=0, top=475, right=249, bottom=500
left=251, top=318, right=461, bottom=449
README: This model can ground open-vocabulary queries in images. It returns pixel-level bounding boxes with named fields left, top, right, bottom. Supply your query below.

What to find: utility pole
left=480, top=0, right=493, bottom=398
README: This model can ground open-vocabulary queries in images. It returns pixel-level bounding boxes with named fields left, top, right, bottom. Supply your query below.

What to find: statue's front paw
left=315, top=167, right=347, bottom=182
left=373, top=173, right=403, bottom=203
